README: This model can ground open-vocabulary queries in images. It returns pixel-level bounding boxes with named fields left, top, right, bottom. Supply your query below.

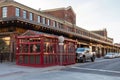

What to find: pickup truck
left=76, top=48, right=95, bottom=63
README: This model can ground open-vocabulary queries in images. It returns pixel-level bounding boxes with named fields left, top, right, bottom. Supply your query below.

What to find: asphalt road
left=1, top=58, right=120, bottom=80
left=63, top=58, right=120, bottom=77
left=20, top=58, right=120, bottom=80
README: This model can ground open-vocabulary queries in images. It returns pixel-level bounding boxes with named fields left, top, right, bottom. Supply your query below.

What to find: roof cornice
left=42, top=6, right=76, bottom=16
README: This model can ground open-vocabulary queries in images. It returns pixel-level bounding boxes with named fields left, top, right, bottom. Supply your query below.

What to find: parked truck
left=76, top=48, right=95, bottom=63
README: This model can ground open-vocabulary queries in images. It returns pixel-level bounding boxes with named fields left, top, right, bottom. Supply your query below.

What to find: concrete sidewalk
left=0, top=62, right=66, bottom=74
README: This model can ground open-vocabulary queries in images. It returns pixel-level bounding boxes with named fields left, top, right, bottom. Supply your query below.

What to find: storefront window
left=44, top=43, right=54, bottom=54
left=44, top=38, right=55, bottom=54
left=68, top=43, right=74, bottom=53
left=0, top=37, right=10, bottom=53
left=30, top=44, right=40, bottom=53
left=19, top=44, right=29, bottom=53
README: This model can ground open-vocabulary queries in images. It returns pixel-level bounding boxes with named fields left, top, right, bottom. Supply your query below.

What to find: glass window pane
left=16, top=8, right=20, bottom=17
left=47, top=19, right=50, bottom=25
left=53, top=21, right=56, bottom=27
left=38, top=16, right=41, bottom=23
left=29, top=13, right=33, bottom=20
left=23, top=10, right=27, bottom=19
left=2, top=7, right=7, bottom=18
left=42, top=17, right=45, bottom=24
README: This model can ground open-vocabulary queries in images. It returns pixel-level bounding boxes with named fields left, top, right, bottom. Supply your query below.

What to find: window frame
left=37, top=16, right=41, bottom=23
left=29, top=12, right=33, bottom=21
left=42, top=17, right=46, bottom=24
left=15, top=7, right=20, bottom=17
left=2, top=7, right=7, bottom=18
left=47, top=19, right=50, bottom=26
left=53, top=21, right=56, bottom=27
left=23, top=10, right=27, bottom=19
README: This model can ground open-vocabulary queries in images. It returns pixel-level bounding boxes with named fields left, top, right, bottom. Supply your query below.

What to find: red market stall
left=16, top=30, right=76, bottom=67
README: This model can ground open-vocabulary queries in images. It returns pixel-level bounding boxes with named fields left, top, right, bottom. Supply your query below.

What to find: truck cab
left=76, top=48, right=95, bottom=63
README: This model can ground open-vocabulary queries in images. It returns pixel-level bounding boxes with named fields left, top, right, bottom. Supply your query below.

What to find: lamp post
left=58, top=36, right=64, bottom=66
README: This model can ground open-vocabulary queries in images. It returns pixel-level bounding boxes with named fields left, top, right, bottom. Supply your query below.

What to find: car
left=104, top=53, right=115, bottom=59
left=76, top=48, right=95, bottom=63
left=114, top=53, right=120, bottom=58
left=117, top=53, right=120, bottom=57
left=114, top=53, right=119, bottom=58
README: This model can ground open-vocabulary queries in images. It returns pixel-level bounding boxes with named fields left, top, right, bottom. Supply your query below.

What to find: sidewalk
left=0, top=62, right=67, bottom=76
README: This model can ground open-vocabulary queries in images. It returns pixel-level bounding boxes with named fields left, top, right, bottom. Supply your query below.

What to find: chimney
left=38, top=8, right=42, bottom=11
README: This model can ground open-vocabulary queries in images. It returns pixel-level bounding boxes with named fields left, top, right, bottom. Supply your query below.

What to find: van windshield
left=76, top=48, right=86, bottom=52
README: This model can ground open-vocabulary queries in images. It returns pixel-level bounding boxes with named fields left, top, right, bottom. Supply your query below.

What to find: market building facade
left=0, top=0, right=120, bottom=63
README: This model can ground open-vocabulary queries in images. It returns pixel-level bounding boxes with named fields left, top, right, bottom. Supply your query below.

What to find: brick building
left=0, top=0, right=120, bottom=62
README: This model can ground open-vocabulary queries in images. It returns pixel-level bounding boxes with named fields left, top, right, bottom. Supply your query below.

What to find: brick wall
left=43, top=8, right=76, bottom=24
left=0, top=7, right=1, bottom=18
left=8, top=6, right=15, bottom=17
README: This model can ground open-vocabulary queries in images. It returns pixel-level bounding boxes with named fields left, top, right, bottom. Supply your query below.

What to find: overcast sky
left=15, top=0, right=120, bottom=43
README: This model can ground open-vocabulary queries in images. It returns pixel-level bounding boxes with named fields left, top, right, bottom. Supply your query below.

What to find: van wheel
left=91, top=56, right=95, bottom=62
left=78, top=59, right=81, bottom=63
left=82, top=57, right=86, bottom=63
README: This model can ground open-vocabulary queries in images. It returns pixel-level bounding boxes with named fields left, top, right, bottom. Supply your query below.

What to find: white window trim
left=23, top=10, right=27, bottom=19
left=2, top=7, right=7, bottom=18
left=16, top=8, right=20, bottom=17
left=42, top=17, right=45, bottom=24
left=29, top=13, right=33, bottom=21
left=37, top=16, right=41, bottom=23
left=47, top=19, right=50, bottom=25
left=53, top=21, right=56, bottom=27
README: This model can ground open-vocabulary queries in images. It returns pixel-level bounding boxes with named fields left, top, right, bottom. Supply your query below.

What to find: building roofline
left=42, top=6, right=76, bottom=16
left=90, top=28, right=107, bottom=32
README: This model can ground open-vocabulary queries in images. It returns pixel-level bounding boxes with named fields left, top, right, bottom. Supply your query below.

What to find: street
left=0, top=58, right=120, bottom=80
left=63, top=58, right=120, bottom=77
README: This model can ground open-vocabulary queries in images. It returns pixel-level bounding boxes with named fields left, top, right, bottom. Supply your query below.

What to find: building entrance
left=0, top=37, right=10, bottom=62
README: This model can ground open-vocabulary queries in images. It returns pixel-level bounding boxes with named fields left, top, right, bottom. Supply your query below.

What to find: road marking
left=75, top=59, right=111, bottom=66
left=71, top=67, right=120, bottom=74
left=95, top=59, right=113, bottom=63
left=0, top=71, right=26, bottom=77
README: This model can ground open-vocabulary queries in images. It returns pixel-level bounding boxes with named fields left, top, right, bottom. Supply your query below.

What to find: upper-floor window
left=56, top=22, right=59, bottom=28
left=29, top=13, right=33, bottom=20
left=15, top=8, right=20, bottom=17
left=2, top=7, right=7, bottom=18
left=37, top=16, right=41, bottom=23
left=42, top=17, right=45, bottom=24
left=23, top=10, right=27, bottom=19
left=59, top=23, right=63, bottom=29
left=47, top=19, right=50, bottom=26
left=53, top=21, right=57, bottom=27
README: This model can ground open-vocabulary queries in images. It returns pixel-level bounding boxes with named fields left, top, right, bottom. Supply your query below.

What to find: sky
left=15, top=0, right=120, bottom=43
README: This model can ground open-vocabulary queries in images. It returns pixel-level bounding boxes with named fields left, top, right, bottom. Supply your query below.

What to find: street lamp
left=58, top=36, right=64, bottom=66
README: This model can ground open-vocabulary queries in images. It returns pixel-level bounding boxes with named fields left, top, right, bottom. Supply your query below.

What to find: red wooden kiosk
left=16, top=30, right=76, bottom=67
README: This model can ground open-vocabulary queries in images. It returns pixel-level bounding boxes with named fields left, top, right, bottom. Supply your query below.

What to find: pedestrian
left=32, top=44, right=37, bottom=53
left=0, top=53, right=3, bottom=63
